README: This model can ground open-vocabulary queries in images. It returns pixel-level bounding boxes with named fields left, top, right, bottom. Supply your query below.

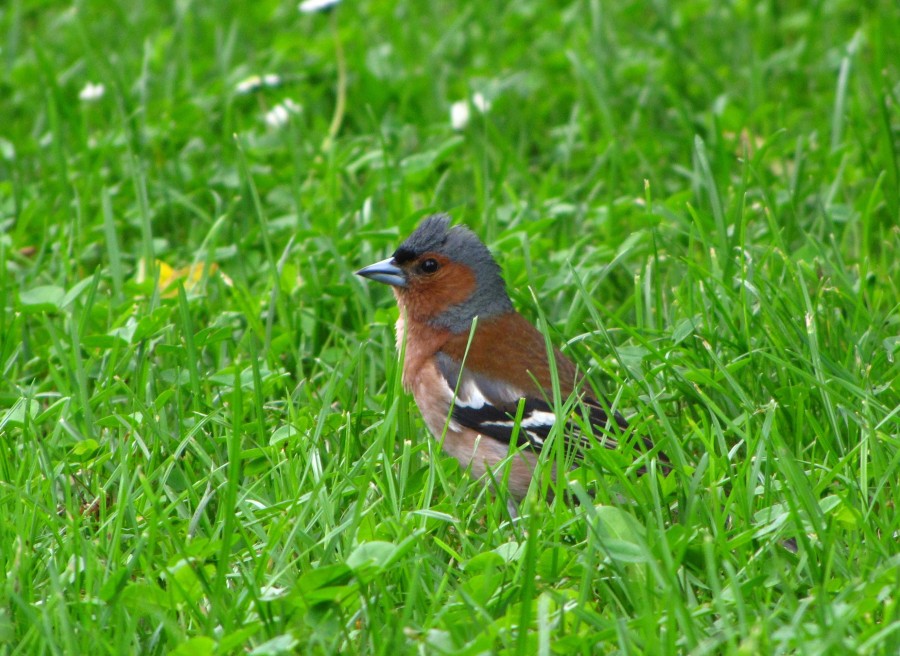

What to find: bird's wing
left=435, top=351, right=634, bottom=458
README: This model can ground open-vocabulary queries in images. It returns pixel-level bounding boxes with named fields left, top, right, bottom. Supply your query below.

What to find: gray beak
left=356, top=257, right=407, bottom=288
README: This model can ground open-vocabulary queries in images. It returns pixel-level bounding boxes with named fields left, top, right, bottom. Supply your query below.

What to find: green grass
left=1, top=0, right=899, bottom=653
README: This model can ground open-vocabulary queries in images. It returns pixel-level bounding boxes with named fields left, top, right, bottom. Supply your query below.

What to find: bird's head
left=356, top=214, right=513, bottom=332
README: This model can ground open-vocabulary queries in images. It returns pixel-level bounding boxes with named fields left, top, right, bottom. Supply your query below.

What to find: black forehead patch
left=391, top=247, right=417, bottom=264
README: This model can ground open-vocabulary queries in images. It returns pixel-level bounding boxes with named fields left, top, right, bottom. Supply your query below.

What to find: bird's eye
left=420, top=258, right=440, bottom=274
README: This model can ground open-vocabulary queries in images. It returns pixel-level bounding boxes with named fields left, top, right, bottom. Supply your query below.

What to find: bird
left=356, top=214, right=666, bottom=502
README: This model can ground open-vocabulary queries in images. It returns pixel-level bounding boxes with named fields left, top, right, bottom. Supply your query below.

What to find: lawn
left=1, top=0, right=899, bottom=654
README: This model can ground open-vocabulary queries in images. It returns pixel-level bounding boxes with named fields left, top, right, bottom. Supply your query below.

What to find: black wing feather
left=435, top=352, right=642, bottom=459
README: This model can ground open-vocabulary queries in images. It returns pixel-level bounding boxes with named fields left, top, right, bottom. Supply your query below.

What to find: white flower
left=298, top=0, right=341, bottom=13
left=264, top=99, right=302, bottom=128
left=235, top=73, right=282, bottom=94
left=450, top=100, right=470, bottom=130
left=78, top=82, right=105, bottom=102
left=450, top=101, right=470, bottom=130
left=471, top=92, right=490, bottom=113
left=449, top=92, right=492, bottom=130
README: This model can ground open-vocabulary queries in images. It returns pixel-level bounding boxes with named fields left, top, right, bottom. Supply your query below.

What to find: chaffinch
left=357, top=214, right=666, bottom=501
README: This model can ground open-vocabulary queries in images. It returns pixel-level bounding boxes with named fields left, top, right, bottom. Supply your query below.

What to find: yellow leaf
left=136, top=258, right=231, bottom=298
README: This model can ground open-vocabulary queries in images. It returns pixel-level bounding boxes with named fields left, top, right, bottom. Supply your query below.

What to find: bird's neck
left=394, top=311, right=452, bottom=391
